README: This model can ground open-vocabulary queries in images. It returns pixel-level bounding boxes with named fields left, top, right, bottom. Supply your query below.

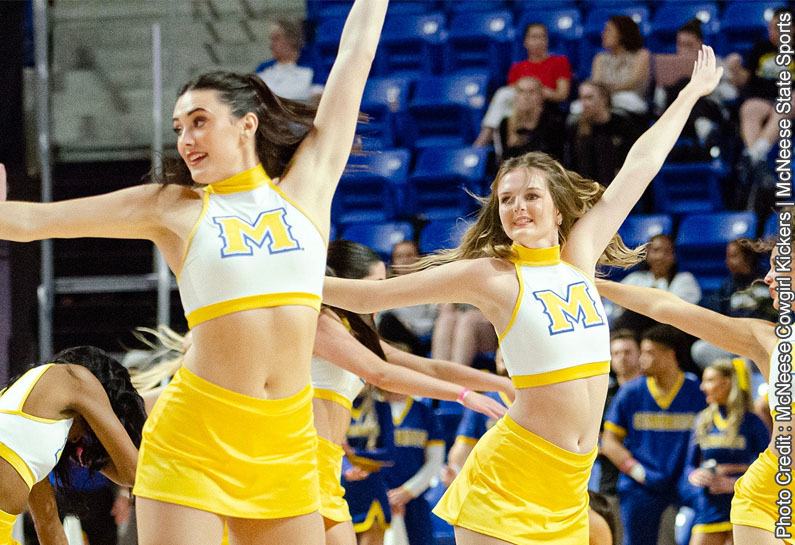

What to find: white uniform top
left=498, top=244, right=611, bottom=388
left=177, top=164, right=327, bottom=329
left=311, top=356, right=366, bottom=411
left=0, top=364, right=73, bottom=488
left=768, top=332, right=795, bottom=418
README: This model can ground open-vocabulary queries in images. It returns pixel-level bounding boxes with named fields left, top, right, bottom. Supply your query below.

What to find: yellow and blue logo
left=213, top=208, right=300, bottom=257
left=533, top=282, right=605, bottom=335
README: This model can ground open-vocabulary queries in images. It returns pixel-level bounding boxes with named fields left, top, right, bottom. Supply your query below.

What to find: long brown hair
left=416, top=151, right=644, bottom=271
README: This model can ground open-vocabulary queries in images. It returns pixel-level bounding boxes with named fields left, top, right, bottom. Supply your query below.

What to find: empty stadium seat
left=719, top=1, right=786, bottom=56
left=443, top=0, right=507, bottom=13
left=332, top=149, right=411, bottom=225
left=408, top=146, right=489, bottom=219
left=419, top=219, right=475, bottom=254
left=676, top=212, right=757, bottom=292
left=618, top=214, right=674, bottom=248
left=406, top=72, right=489, bottom=149
left=764, top=212, right=781, bottom=240
left=312, top=16, right=346, bottom=82
left=359, top=75, right=413, bottom=149
left=652, top=161, right=725, bottom=216
left=444, top=10, right=515, bottom=80
left=374, top=12, right=446, bottom=76
left=647, top=2, right=720, bottom=54
left=341, top=222, right=414, bottom=261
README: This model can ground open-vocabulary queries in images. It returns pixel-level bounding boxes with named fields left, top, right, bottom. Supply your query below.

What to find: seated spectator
left=255, top=18, right=321, bottom=102
left=691, top=239, right=775, bottom=369
left=607, top=234, right=702, bottom=336
left=684, top=359, right=769, bottom=545
left=377, top=241, right=438, bottom=356
left=728, top=7, right=794, bottom=164
left=590, top=15, right=651, bottom=115
left=494, top=77, right=565, bottom=164
left=474, top=22, right=572, bottom=146
left=565, top=80, right=644, bottom=188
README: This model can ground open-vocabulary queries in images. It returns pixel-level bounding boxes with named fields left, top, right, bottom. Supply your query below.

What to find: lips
left=514, top=216, right=532, bottom=226
left=187, top=152, right=207, bottom=166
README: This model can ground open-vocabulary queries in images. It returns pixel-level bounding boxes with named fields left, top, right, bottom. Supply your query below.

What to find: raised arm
left=380, top=341, right=515, bottom=399
left=281, top=0, right=389, bottom=209
left=568, top=46, right=723, bottom=265
left=597, top=280, right=773, bottom=373
left=315, top=313, right=507, bottom=420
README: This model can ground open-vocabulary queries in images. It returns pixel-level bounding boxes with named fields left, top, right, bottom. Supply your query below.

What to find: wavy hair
left=694, top=359, right=752, bottom=447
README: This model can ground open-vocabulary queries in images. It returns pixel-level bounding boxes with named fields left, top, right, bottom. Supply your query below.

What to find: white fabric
left=401, top=443, right=445, bottom=498
left=481, top=85, right=515, bottom=129
left=310, top=356, right=365, bottom=406
left=257, top=62, right=314, bottom=102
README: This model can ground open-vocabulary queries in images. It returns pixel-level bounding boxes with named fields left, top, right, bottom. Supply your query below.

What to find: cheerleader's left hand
left=388, top=486, right=414, bottom=510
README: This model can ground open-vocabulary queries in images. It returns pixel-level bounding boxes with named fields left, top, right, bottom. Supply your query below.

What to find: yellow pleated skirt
left=433, top=414, right=597, bottom=545
left=0, top=508, right=20, bottom=545
left=317, top=436, right=352, bottom=523
left=133, top=366, right=320, bottom=518
left=732, top=448, right=795, bottom=543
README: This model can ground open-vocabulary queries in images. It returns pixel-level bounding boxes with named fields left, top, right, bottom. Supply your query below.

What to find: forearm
left=401, top=444, right=445, bottom=497
left=600, top=435, right=634, bottom=469
left=371, top=362, right=465, bottom=403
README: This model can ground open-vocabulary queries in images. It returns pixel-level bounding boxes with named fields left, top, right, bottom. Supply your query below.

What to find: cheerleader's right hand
left=688, top=468, right=714, bottom=487
left=344, top=466, right=371, bottom=481
left=464, top=391, right=508, bottom=420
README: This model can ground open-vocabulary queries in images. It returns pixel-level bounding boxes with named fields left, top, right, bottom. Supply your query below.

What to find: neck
left=617, top=372, right=640, bottom=386
left=277, top=52, right=300, bottom=65
left=527, top=51, right=548, bottom=62
left=651, top=367, right=681, bottom=392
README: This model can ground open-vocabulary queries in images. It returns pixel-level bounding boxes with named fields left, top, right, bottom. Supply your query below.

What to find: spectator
left=474, top=22, right=572, bottom=146
left=607, top=234, right=701, bottom=336
left=728, top=8, right=794, bottom=164
left=377, top=241, right=438, bottom=356
left=566, top=80, right=644, bottom=188
left=255, top=18, right=321, bottom=102
left=602, top=325, right=707, bottom=545
left=590, top=15, right=651, bottom=115
left=494, top=77, right=565, bottom=164
left=691, top=239, right=775, bottom=369
left=382, top=392, right=445, bottom=545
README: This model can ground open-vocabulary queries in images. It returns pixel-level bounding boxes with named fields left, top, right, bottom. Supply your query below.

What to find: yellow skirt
left=317, top=436, right=352, bottom=523
left=0, top=508, right=20, bottom=545
left=133, top=366, right=320, bottom=519
left=732, top=448, right=795, bottom=543
left=433, top=414, right=597, bottom=545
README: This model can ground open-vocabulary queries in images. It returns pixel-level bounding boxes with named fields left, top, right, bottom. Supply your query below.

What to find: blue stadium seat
left=719, top=1, right=786, bottom=56
left=359, top=76, right=413, bottom=149
left=581, top=6, right=651, bottom=75
left=515, top=9, right=583, bottom=66
left=374, top=12, right=446, bottom=77
left=406, top=72, right=490, bottom=149
left=618, top=214, right=674, bottom=248
left=332, top=149, right=411, bottom=225
left=648, top=2, right=720, bottom=54
left=312, top=17, right=346, bottom=83
left=443, top=10, right=515, bottom=80
left=425, top=481, right=456, bottom=544
left=676, top=212, right=757, bottom=293
left=764, top=212, right=782, bottom=240
left=386, top=0, right=439, bottom=16
left=408, top=146, right=489, bottom=220
left=329, top=222, right=337, bottom=241
left=340, top=221, right=414, bottom=261
left=443, top=0, right=507, bottom=13
left=307, top=0, right=352, bottom=21
left=419, top=219, right=475, bottom=254
left=652, top=161, right=725, bottom=216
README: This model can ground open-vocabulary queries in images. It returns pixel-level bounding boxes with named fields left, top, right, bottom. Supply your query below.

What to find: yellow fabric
left=317, top=436, right=351, bottom=523
left=0, top=441, right=34, bottom=490
left=511, top=360, right=610, bottom=389
left=186, top=292, right=321, bottom=329
left=732, top=448, right=795, bottom=543
left=647, top=372, right=684, bottom=410
left=603, top=421, right=626, bottom=440
left=353, top=500, right=390, bottom=533
left=0, top=508, right=20, bottom=545
left=691, top=522, right=733, bottom=533
left=206, top=164, right=271, bottom=194
left=510, top=243, right=561, bottom=266
left=313, top=388, right=353, bottom=411
left=133, top=366, right=320, bottom=518
left=433, top=414, right=597, bottom=544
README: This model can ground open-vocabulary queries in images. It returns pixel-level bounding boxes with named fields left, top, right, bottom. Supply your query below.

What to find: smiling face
left=497, top=168, right=561, bottom=248
left=701, top=366, right=732, bottom=405
left=172, top=89, right=258, bottom=184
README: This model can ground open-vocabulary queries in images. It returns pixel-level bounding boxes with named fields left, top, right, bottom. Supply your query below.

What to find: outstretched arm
left=283, top=0, right=389, bottom=209
left=380, top=341, right=515, bottom=400
left=315, top=313, right=507, bottom=420
left=597, top=280, right=773, bottom=374
left=568, top=46, right=723, bottom=266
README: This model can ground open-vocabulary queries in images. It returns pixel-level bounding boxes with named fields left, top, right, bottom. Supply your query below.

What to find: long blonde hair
left=127, top=325, right=186, bottom=392
left=415, top=152, right=644, bottom=271
left=695, top=359, right=752, bottom=447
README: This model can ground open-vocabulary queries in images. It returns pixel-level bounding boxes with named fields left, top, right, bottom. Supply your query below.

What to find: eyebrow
left=172, top=107, right=207, bottom=122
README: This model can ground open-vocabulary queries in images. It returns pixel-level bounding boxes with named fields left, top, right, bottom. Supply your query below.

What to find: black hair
left=325, top=240, right=386, bottom=360
left=610, top=328, right=639, bottom=345
left=609, top=15, right=644, bottom=52
left=640, top=324, right=686, bottom=358
left=639, top=233, right=679, bottom=284
left=153, top=71, right=365, bottom=187
left=677, top=18, right=703, bottom=42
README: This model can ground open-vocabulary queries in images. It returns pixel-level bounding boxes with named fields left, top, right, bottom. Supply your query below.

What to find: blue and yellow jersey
left=383, top=398, right=444, bottom=490
left=346, top=397, right=395, bottom=468
left=454, top=391, right=513, bottom=447
left=605, top=373, right=706, bottom=489
left=177, top=164, right=327, bottom=329
left=499, top=244, right=611, bottom=389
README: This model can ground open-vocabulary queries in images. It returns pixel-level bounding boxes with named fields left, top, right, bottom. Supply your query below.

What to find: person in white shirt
left=256, top=18, right=320, bottom=102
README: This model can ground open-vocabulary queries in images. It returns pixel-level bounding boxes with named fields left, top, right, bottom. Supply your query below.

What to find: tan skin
left=598, top=244, right=793, bottom=545
left=325, top=47, right=722, bottom=545
left=0, top=364, right=139, bottom=545
left=592, top=21, right=651, bottom=94
left=0, top=1, right=389, bottom=543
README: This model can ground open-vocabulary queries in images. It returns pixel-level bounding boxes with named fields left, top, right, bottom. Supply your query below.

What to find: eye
left=172, top=125, right=182, bottom=135
left=193, top=117, right=206, bottom=127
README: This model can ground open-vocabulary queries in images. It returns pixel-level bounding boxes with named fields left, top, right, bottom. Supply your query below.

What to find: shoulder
left=635, top=49, right=651, bottom=62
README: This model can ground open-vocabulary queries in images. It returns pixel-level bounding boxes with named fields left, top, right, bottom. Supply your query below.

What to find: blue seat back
left=341, top=222, right=414, bottom=261
left=648, top=3, right=720, bottom=53
left=444, top=10, right=515, bottom=80
left=420, top=219, right=475, bottom=254
left=359, top=76, right=414, bottom=148
left=313, top=17, right=346, bottom=82
left=652, top=162, right=725, bottom=216
left=719, top=1, right=786, bottom=56
left=618, top=214, right=674, bottom=248
left=375, top=12, right=447, bottom=76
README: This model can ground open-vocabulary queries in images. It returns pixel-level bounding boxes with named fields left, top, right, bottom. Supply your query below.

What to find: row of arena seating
left=336, top=210, right=773, bottom=294
left=308, top=0, right=788, bottom=81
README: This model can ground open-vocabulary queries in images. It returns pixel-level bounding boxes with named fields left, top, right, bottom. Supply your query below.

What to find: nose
left=764, top=269, right=774, bottom=285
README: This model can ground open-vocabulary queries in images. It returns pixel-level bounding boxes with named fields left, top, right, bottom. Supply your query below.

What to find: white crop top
left=178, top=164, right=327, bottom=329
left=311, top=356, right=366, bottom=411
left=498, top=244, right=611, bottom=388
left=0, top=364, right=73, bottom=489
left=768, top=335, right=795, bottom=418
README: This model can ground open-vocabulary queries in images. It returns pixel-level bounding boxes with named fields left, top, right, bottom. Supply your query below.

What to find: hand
left=686, top=45, right=723, bottom=98
left=387, top=486, right=414, bottom=510
left=110, top=494, right=132, bottom=525
left=0, top=163, right=6, bottom=202
left=440, top=464, right=458, bottom=488
left=715, top=463, right=748, bottom=476
left=688, top=468, right=714, bottom=487
left=344, top=466, right=371, bottom=481
left=707, top=474, right=737, bottom=495
left=463, top=391, right=508, bottom=420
